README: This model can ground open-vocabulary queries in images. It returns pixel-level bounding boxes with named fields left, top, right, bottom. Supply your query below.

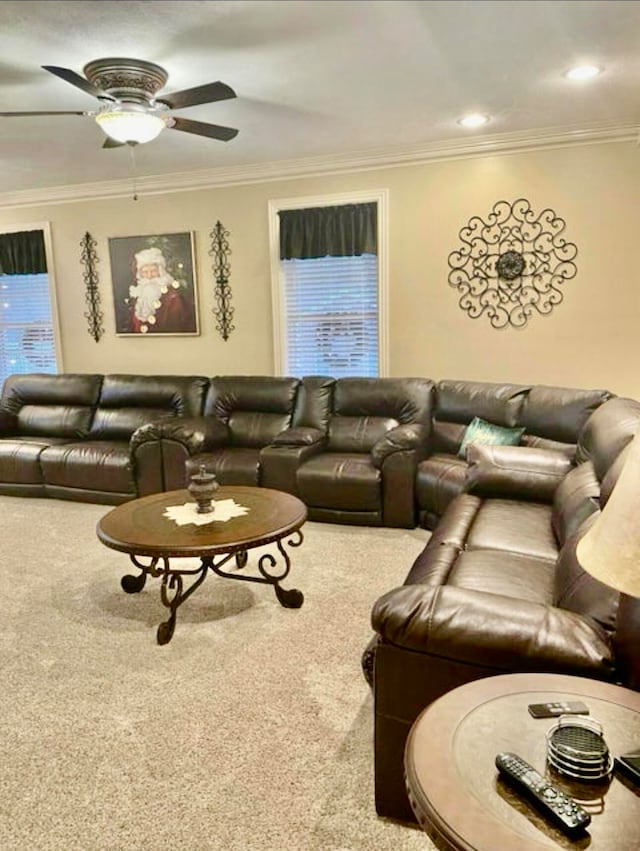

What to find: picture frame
left=108, top=231, right=199, bottom=335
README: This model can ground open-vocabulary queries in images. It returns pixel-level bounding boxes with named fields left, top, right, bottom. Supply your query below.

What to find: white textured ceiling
left=0, top=0, right=638, bottom=196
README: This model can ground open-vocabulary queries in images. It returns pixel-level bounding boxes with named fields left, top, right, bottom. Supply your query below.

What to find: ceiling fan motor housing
left=83, top=58, right=168, bottom=104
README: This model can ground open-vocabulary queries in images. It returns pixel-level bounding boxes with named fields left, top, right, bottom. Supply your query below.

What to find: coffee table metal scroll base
left=121, top=531, right=304, bottom=645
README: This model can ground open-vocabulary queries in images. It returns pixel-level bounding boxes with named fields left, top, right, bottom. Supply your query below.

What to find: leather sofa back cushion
left=554, top=516, right=619, bottom=632
left=576, top=396, right=640, bottom=478
left=520, top=434, right=575, bottom=458
left=98, top=374, right=207, bottom=415
left=328, top=415, right=398, bottom=452
left=1, top=373, right=102, bottom=438
left=90, top=407, right=175, bottom=440
left=90, top=374, right=208, bottom=440
left=333, top=377, right=434, bottom=426
left=228, top=411, right=292, bottom=447
left=519, top=386, right=611, bottom=444
left=292, top=376, right=335, bottom=430
left=436, top=380, right=529, bottom=427
left=433, top=380, right=528, bottom=453
left=205, top=376, right=300, bottom=419
left=465, top=444, right=572, bottom=502
left=552, top=461, right=601, bottom=545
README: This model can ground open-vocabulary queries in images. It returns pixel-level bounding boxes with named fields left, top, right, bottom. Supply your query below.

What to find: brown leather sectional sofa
left=0, top=372, right=434, bottom=525
left=2, top=371, right=639, bottom=824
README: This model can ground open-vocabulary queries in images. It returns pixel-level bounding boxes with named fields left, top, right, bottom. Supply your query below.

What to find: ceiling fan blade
left=170, top=116, right=238, bottom=141
left=0, top=110, right=87, bottom=116
left=102, top=137, right=126, bottom=148
left=157, top=81, right=236, bottom=110
left=42, top=65, right=115, bottom=101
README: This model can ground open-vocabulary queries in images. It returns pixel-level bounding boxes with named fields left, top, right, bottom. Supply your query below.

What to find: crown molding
left=0, top=122, right=637, bottom=209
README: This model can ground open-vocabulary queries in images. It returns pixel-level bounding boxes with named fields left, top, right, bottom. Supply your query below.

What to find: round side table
left=405, top=673, right=640, bottom=850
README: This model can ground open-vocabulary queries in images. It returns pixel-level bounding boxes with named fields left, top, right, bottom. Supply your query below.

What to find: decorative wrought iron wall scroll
left=208, top=220, right=234, bottom=340
left=80, top=231, right=104, bottom=341
left=447, top=198, right=577, bottom=329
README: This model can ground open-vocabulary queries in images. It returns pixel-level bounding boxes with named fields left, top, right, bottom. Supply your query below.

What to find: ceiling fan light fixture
left=95, top=103, right=167, bottom=144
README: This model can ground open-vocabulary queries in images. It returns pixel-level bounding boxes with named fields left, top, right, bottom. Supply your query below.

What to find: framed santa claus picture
left=108, top=231, right=199, bottom=335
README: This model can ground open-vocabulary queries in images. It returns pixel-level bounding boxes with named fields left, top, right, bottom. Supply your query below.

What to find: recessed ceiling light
left=565, top=64, right=603, bottom=81
left=458, top=113, right=490, bottom=129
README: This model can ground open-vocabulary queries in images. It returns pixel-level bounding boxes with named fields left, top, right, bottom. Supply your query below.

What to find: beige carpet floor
left=0, top=495, right=436, bottom=851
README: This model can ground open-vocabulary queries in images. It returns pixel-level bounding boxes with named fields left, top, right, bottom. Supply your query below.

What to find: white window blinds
left=281, top=253, right=379, bottom=377
left=0, top=272, right=56, bottom=387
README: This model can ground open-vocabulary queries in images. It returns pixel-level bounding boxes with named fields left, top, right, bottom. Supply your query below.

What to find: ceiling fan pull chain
left=128, top=143, right=139, bottom=201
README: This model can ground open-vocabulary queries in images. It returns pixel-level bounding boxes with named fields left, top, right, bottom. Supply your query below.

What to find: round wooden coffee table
left=97, top=486, right=307, bottom=645
left=404, top=673, right=640, bottom=850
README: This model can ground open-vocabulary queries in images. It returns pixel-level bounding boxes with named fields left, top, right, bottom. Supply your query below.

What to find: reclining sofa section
left=366, top=394, right=640, bottom=822
left=0, top=373, right=207, bottom=503
left=134, top=376, right=435, bottom=528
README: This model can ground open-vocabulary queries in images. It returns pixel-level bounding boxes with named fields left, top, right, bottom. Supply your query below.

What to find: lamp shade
left=576, top=428, right=640, bottom=598
left=95, top=104, right=167, bottom=144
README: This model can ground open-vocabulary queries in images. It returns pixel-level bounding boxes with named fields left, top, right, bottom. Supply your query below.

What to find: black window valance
left=279, top=202, right=377, bottom=260
left=0, top=229, right=47, bottom=275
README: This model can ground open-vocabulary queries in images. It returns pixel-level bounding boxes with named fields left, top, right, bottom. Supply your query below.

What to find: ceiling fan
left=0, top=58, right=239, bottom=147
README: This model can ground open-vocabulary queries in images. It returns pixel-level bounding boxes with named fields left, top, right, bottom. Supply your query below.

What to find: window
left=281, top=254, right=378, bottom=377
left=0, top=225, right=60, bottom=388
left=0, top=273, right=57, bottom=385
left=269, top=191, right=388, bottom=378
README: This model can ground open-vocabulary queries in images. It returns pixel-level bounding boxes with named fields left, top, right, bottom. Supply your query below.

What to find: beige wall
left=1, top=139, right=638, bottom=397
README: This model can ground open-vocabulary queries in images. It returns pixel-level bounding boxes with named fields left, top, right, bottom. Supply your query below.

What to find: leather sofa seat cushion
left=0, top=436, right=70, bottom=484
left=446, top=549, right=556, bottom=604
left=465, top=499, right=557, bottom=561
left=297, top=452, right=381, bottom=511
left=187, top=448, right=260, bottom=486
left=40, top=441, right=135, bottom=493
left=415, top=453, right=467, bottom=516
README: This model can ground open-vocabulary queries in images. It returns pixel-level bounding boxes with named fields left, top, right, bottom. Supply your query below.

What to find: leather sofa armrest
left=371, top=423, right=428, bottom=470
left=270, top=426, right=326, bottom=447
left=464, top=443, right=572, bottom=502
left=371, top=584, right=615, bottom=678
left=131, top=415, right=230, bottom=455
left=0, top=410, right=17, bottom=435
left=260, top=440, right=326, bottom=494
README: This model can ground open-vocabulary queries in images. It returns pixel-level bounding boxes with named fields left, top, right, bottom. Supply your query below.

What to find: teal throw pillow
left=458, top=416, right=525, bottom=458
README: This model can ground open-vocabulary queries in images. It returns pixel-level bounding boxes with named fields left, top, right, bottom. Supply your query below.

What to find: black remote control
left=495, top=752, right=591, bottom=836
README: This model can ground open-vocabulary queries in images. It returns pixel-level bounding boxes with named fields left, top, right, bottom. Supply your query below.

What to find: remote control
left=495, top=752, right=591, bottom=836
left=528, top=700, right=589, bottom=718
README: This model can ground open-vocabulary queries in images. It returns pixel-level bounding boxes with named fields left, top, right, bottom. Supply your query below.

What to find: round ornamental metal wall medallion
left=447, top=198, right=578, bottom=329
